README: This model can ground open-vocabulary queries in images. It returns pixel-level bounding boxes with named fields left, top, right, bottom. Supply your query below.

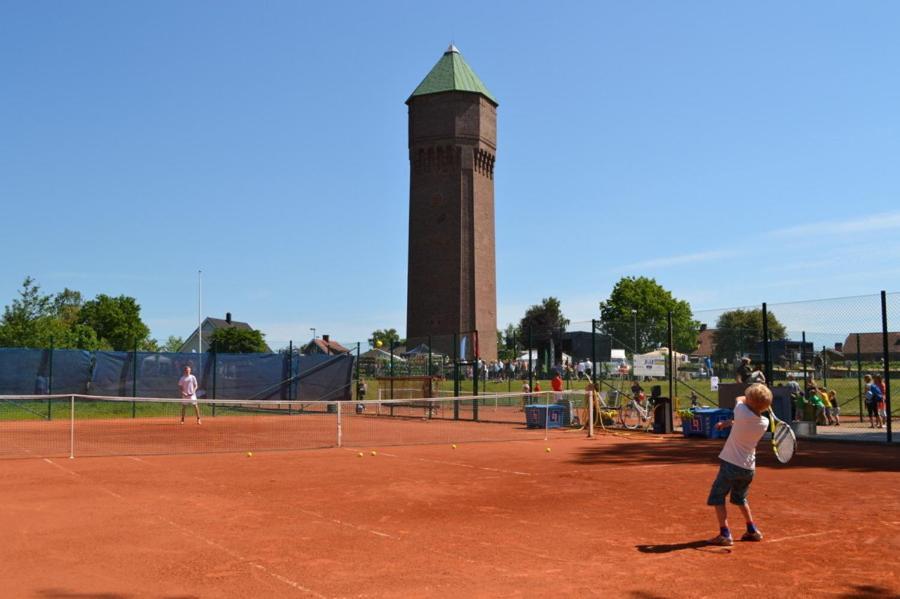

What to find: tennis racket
left=768, top=409, right=797, bottom=464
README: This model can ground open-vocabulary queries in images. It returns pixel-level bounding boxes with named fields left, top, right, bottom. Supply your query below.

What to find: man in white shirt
left=178, top=365, right=202, bottom=425
left=706, top=383, right=772, bottom=546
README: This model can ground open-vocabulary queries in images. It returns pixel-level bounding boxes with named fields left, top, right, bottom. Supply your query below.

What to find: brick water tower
left=406, top=45, right=498, bottom=361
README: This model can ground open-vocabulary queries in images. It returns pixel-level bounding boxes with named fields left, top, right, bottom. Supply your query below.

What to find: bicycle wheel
left=621, top=402, right=641, bottom=429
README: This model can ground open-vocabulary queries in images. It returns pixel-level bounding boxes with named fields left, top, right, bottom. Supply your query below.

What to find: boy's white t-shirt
left=718, top=402, right=769, bottom=470
left=179, top=374, right=198, bottom=399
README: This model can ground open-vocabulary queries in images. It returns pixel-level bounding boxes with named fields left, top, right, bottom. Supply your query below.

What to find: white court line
left=161, top=517, right=325, bottom=598
left=341, top=447, right=531, bottom=476
left=766, top=531, right=832, bottom=544
left=40, top=456, right=322, bottom=596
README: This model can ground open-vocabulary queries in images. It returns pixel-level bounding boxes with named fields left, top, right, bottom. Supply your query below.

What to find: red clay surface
left=1, top=432, right=899, bottom=598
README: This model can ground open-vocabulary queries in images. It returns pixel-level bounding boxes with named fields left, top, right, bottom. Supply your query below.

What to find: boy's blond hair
left=744, top=383, right=773, bottom=412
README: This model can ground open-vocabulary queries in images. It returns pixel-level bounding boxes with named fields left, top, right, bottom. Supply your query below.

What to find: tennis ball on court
left=545, top=447, right=551, bottom=453
left=246, top=451, right=253, bottom=457
left=451, top=444, right=457, bottom=449
left=357, top=452, right=364, bottom=457
left=371, top=451, right=377, bottom=456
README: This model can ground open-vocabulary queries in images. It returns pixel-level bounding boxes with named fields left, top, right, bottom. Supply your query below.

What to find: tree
left=160, top=335, right=185, bottom=352
left=371, top=328, right=403, bottom=347
left=0, top=277, right=62, bottom=348
left=712, top=309, right=786, bottom=363
left=78, top=294, right=151, bottom=350
left=209, top=327, right=268, bottom=353
left=497, top=324, right=520, bottom=361
left=518, top=297, right=569, bottom=371
left=599, top=276, right=698, bottom=354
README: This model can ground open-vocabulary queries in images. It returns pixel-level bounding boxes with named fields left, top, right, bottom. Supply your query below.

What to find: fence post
left=212, top=340, right=217, bottom=417
left=354, top=341, right=360, bottom=400
left=336, top=401, right=342, bottom=448
left=473, top=330, right=479, bottom=422
left=389, top=339, right=395, bottom=400
left=856, top=332, right=863, bottom=423
left=802, top=331, right=808, bottom=391
left=667, top=312, right=675, bottom=420
left=591, top=319, right=597, bottom=387
left=132, top=340, right=137, bottom=418
left=882, top=291, right=892, bottom=443
left=47, top=337, right=54, bottom=420
left=762, top=303, right=772, bottom=385
left=528, top=325, right=534, bottom=393
left=822, top=345, right=828, bottom=387
left=427, top=335, right=432, bottom=378
left=452, top=332, right=459, bottom=420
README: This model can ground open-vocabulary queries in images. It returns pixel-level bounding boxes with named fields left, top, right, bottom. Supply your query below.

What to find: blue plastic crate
left=682, top=408, right=733, bottom=439
left=525, top=404, right=566, bottom=429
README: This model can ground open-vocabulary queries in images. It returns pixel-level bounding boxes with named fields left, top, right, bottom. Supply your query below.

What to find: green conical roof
left=408, top=45, right=497, bottom=105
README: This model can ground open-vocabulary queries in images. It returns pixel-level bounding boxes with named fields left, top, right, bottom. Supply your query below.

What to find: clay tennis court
left=1, top=419, right=899, bottom=599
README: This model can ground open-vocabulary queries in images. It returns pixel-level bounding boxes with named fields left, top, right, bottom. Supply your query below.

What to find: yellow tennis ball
left=246, top=451, right=253, bottom=457
left=357, top=452, right=364, bottom=457
left=545, top=447, right=551, bottom=453
left=376, top=340, right=383, bottom=347
left=371, top=451, right=377, bottom=456
left=451, top=444, right=457, bottom=449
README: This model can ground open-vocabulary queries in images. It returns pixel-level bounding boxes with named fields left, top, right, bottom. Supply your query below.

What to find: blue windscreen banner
left=0, top=348, right=92, bottom=395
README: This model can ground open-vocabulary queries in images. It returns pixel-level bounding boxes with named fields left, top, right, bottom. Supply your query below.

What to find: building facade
left=406, top=45, right=498, bottom=360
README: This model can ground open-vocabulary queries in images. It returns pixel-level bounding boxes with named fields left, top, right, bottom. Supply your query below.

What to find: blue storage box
left=682, top=408, right=733, bottom=439
left=525, top=404, right=566, bottom=429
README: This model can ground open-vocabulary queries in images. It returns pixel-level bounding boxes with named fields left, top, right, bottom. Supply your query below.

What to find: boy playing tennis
left=707, top=383, right=773, bottom=546
left=178, top=365, right=202, bottom=425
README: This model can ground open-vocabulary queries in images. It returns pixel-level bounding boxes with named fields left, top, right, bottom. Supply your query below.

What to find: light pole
left=310, top=328, right=316, bottom=341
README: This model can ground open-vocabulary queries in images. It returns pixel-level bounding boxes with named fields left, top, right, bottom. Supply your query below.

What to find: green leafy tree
left=497, top=324, right=520, bottom=361
left=518, top=297, right=569, bottom=371
left=209, top=327, right=268, bottom=353
left=371, top=328, right=403, bottom=348
left=78, top=294, right=151, bottom=351
left=161, top=335, right=185, bottom=352
left=0, top=277, right=59, bottom=348
left=599, top=276, right=698, bottom=354
left=712, top=309, right=786, bottom=363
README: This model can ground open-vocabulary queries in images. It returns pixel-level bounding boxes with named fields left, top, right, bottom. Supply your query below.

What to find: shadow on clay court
left=837, top=584, right=900, bottom=599
left=572, top=435, right=900, bottom=473
left=635, top=540, right=731, bottom=555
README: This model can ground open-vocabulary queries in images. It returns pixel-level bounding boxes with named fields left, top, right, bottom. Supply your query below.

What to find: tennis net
left=0, top=391, right=580, bottom=459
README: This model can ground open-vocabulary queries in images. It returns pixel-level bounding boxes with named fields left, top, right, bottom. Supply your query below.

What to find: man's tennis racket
left=768, top=409, right=797, bottom=464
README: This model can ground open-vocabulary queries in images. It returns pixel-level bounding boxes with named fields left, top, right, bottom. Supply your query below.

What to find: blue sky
left=2, top=1, right=899, bottom=348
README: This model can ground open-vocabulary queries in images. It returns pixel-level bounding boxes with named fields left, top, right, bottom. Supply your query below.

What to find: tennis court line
left=161, top=516, right=326, bottom=598
left=41, top=456, right=324, bottom=597
left=766, top=531, right=832, bottom=544
left=343, top=448, right=532, bottom=476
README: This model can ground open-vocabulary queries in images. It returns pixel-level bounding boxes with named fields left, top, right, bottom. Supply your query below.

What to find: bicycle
left=620, top=394, right=657, bottom=431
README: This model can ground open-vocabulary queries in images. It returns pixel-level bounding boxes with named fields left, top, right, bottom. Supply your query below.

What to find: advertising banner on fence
left=633, top=353, right=666, bottom=377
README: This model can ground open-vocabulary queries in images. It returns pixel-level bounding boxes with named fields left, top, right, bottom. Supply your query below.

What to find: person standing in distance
left=178, top=365, right=202, bottom=425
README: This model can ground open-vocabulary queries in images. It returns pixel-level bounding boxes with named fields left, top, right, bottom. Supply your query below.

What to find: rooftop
left=407, top=45, right=497, bottom=105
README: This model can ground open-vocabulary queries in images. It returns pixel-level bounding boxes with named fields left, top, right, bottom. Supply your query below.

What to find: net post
left=856, top=332, right=863, bottom=423
left=336, top=401, right=343, bottom=448
left=69, top=394, right=75, bottom=459
left=882, top=290, right=892, bottom=443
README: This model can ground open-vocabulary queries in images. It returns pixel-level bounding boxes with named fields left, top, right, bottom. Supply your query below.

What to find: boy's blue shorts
left=707, top=459, right=755, bottom=506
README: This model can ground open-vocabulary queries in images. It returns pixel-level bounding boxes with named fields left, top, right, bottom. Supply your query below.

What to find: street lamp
left=310, top=327, right=316, bottom=340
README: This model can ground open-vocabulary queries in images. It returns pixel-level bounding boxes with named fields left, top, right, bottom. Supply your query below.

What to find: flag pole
left=198, top=270, right=202, bottom=380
